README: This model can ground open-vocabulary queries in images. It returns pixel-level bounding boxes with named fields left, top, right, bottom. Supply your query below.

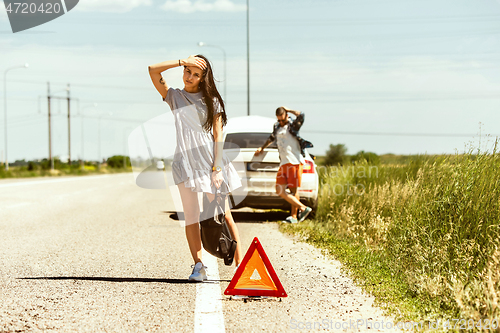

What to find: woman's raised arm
left=148, top=60, right=179, bottom=100
left=148, top=56, right=207, bottom=100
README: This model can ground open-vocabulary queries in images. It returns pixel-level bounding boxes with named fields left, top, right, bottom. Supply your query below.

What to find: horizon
left=2, top=0, right=500, bottom=164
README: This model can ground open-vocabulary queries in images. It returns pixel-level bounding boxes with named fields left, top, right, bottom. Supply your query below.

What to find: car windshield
left=224, top=133, right=277, bottom=149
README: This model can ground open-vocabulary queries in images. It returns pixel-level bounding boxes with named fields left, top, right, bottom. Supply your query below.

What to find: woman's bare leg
left=205, top=193, right=243, bottom=266
left=177, top=183, right=202, bottom=264
left=224, top=198, right=243, bottom=266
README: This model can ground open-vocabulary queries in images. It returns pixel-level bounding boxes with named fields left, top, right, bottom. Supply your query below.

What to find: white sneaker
left=189, top=262, right=207, bottom=282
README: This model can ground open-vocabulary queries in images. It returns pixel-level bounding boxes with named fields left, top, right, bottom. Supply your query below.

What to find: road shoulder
left=219, top=222, right=398, bottom=332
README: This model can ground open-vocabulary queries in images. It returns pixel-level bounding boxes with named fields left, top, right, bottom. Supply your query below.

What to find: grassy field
left=282, top=144, right=500, bottom=326
left=0, top=155, right=135, bottom=179
left=0, top=165, right=132, bottom=178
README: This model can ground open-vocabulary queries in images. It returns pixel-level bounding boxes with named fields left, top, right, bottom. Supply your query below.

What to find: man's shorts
left=276, top=163, right=303, bottom=188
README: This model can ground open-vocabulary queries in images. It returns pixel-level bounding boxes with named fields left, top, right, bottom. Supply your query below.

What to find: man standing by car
left=254, top=106, right=313, bottom=223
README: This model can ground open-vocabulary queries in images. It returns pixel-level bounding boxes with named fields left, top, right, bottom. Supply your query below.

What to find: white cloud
left=0, top=5, right=8, bottom=21
left=76, top=0, right=152, bottom=13
left=161, top=0, right=246, bottom=13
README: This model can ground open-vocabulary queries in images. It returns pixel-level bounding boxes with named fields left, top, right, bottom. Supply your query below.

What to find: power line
left=252, top=28, right=500, bottom=43
left=5, top=92, right=500, bottom=105
left=4, top=97, right=162, bottom=105
left=249, top=96, right=500, bottom=103
left=5, top=114, right=492, bottom=138
left=0, top=113, right=171, bottom=126
left=8, top=79, right=151, bottom=91
left=61, top=14, right=500, bottom=27
left=302, top=129, right=500, bottom=138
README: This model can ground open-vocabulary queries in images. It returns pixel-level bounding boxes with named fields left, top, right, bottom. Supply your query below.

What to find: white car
left=223, top=115, right=319, bottom=216
left=156, top=160, right=165, bottom=170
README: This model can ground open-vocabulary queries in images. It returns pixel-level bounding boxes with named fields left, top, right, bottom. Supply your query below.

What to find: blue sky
left=1, top=0, right=500, bottom=163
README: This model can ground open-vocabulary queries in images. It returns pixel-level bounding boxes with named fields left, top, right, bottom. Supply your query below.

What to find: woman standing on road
left=148, top=55, right=243, bottom=281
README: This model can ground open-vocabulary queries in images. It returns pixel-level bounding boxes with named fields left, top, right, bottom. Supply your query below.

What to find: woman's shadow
left=165, top=209, right=289, bottom=223
left=19, top=276, right=229, bottom=284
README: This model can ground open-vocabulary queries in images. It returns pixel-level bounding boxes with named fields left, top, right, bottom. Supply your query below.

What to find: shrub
left=27, top=161, right=37, bottom=171
left=350, top=150, right=380, bottom=164
left=40, top=159, right=51, bottom=170
left=313, top=142, right=500, bottom=320
left=107, top=155, right=131, bottom=168
left=323, top=143, right=348, bottom=166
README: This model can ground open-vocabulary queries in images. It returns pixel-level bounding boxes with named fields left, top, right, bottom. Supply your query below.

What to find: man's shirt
left=276, top=123, right=305, bottom=166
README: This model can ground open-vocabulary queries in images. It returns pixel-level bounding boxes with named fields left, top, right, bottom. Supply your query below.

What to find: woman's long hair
left=196, top=54, right=227, bottom=132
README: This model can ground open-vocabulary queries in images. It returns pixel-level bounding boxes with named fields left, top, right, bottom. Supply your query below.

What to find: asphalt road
left=0, top=173, right=396, bottom=332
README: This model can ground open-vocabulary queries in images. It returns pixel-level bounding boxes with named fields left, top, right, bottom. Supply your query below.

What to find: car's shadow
left=164, top=210, right=289, bottom=223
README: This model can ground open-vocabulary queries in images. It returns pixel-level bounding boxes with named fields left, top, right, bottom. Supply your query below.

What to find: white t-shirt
left=276, top=124, right=305, bottom=166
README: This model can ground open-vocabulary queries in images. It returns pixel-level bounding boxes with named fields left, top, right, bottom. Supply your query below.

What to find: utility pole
left=47, top=82, right=53, bottom=170
left=67, top=83, right=71, bottom=166
left=47, top=84, right=76, bottom=168
left=246, top=0, right=250, bottom=116
left=4, top=63, right=28, bottom=170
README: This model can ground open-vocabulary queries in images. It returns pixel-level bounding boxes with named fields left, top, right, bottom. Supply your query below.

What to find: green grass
left=0, top=165, right=132, bottom=178
left=282, top=142, right=500, bottom=325
left=281, top=222, right=448, bottom=322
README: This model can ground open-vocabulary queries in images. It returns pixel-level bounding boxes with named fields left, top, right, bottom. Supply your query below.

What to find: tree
left=324, top=144, right=348, bottom=166
left=107, top=155, right=131, bottom=168
left=27, top=161, right=37, bottom=171
left=351, top=150, right=380, bottom=164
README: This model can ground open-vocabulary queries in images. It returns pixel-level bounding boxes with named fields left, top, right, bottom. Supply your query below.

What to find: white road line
left=3, top=202, right=30, bottom=209
left=0, top=174, right=121, bottom=189
left=194, top=249, right=225, bottom=333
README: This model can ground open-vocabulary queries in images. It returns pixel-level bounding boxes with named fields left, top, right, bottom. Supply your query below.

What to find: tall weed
left=314, top=143, right=500, bottom=319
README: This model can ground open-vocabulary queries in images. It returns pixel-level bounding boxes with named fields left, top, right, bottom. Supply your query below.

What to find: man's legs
left=276, top=163, right=309, bottom=222
left=276, top=184, right=307, bottom=214
left=288, top=187, right=301, bottom=219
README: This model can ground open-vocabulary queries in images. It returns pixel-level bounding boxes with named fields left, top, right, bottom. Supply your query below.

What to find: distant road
left=0, top=173, right=395, bottom=332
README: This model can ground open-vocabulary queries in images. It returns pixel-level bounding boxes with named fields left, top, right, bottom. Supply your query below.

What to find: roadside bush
left=53, top=157, right=69, bottom=170
left=27, top=161, right=37, bottom=171
left=107, top=155, right=131, bottom=168
left=323, top=143, right=348, bottom=166
left=40, top=159, right=51, bottom=170
left=350, top=150, right=380, bottom=164
left=300, top=142, right=500, bottom=321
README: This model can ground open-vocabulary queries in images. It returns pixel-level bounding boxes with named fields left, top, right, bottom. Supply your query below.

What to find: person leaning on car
left=254, top=106, right=313, bottom=223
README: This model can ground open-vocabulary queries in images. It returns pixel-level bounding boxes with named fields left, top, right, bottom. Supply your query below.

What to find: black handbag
left=199, top=188, right=237, bottom=266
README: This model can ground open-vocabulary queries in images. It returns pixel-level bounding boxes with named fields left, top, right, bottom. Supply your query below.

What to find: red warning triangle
left=224, top=237, right=287, bottom=297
